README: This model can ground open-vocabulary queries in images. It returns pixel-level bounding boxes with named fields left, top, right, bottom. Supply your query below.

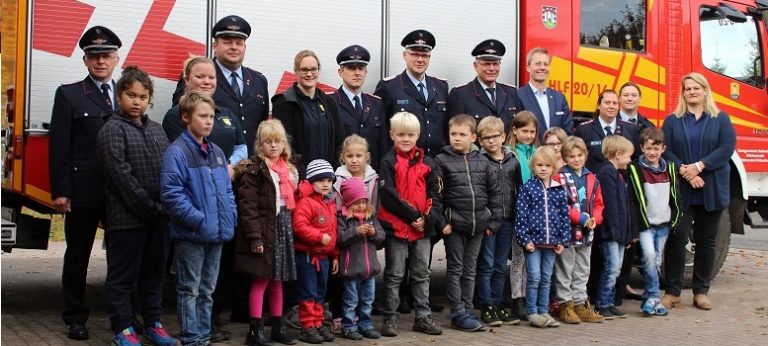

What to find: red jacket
left=293, top=180, right=338, bottom=258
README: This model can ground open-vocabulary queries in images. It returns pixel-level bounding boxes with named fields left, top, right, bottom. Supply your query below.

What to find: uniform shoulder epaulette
left=452, top=83, right=469, bottom=89
left=61, top=80, right=80, bottom=86
left=366, top=93, right=382, bottom=100
left=579, top=119, right=595, bottom=126
left=498, top=82, right=517, bottom=89
left=432, top=76, right=447, bottom=82
left=382, top=74, right=398, bottom=82
left=618, top=119, right=637, bottom=126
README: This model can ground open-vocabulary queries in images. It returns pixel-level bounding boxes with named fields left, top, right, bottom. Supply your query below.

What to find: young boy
left=160, top=91, right=236, bottom=346
left=435, top=114, right=502, bottom=332
left=628, top=127, right=681, bottom=316
left=378, top=112, right=443, bottom=337
left=595, top=135, right=634, bottom=320
left=554, top=137, right=605, bottom=324
left=476, top=116, right=522, bottom=326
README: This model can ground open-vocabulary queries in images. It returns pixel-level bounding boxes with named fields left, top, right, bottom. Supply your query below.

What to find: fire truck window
left=580, top=0, right=646, bottom=51
left=700, top=9, right=764, bottom=87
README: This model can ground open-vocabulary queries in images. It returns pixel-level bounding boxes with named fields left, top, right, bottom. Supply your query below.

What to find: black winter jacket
left=435, top=146, right=502, bottom=235
left=481, top=146, right=522, bottom=220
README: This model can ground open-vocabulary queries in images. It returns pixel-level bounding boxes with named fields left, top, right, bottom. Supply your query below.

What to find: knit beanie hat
left=340, top=177, right=368, bottom=215
left=305, top=159, right=335, bottom=183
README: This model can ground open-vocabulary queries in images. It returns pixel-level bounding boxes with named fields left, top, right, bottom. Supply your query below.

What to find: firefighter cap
left=212, top=15, right=251, bottom=39
left=401, top=29, right=435, bottom=51
left=337, top=45, right=371, bottom=66
left=472, top=39, right=506, bottom=60
left=79, top=26, right=122, bottom=54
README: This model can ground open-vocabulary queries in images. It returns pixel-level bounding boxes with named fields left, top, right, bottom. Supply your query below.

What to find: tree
left=710, top=56, right=727, bottom=74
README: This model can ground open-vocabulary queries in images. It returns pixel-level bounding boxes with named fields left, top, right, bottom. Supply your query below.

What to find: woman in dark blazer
left=660, top=72, right=736, bottom=311
left=272, top=50, right=345, bottom=174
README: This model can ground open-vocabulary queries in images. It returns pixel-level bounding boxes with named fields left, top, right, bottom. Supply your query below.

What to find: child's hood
left=439, top=144, right=479, bottom=157
left=233, top=157, right=259, bottom=181
left=335, top=165, right=378, bottom=183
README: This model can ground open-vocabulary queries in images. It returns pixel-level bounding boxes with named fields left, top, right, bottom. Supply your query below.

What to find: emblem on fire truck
left=542, top=6, right=557, bottom=29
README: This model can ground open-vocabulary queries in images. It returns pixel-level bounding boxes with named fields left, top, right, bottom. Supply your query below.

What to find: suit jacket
left=447, top=79, right=521, bottom=133
left=333, top=88, right=390, bottom=171
left=173, top=58, right=269, bottom=156
left=48, top=76, right=114, bottom=207
left=517, top=84, right=573, bottom=141
left=574, top=118, right=642, bottom=173
left=374, top=70, right=449, bottom=157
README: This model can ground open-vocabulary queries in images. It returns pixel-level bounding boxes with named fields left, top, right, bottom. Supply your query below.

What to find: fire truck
left=2, top=0, right=767, bottom=281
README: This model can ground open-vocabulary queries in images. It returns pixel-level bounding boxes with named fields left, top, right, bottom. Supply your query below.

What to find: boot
left=270, top=316, right=297, bottom=345
left=573, top=302, right=604, bottom=323
left=557, top=301, right=581, bottom=324
left=245, top=318, right=274, bottom=346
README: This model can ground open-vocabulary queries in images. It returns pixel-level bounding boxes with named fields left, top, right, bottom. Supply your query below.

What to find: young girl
left=542, top=127, right=567, bottom=170
left=337, top=178, right=386, bottom=340
left=506, top=111, right=539, bottom=183
left=96, top=66, right=177, bottom=346
left=232, top=119, right=298, bottom=346
left=515, top=146, right=574, bottom=328
left=293, top=159, right=339, bottom=344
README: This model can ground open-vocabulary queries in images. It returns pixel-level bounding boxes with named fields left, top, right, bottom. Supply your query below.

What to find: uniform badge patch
left=318, top=215, right=326, bottom=224
left=222, top=117, right=232, bottom=126
left=397, top=99, right=409, bottom=105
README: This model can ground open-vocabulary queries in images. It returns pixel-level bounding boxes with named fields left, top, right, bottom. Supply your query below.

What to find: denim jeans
left=597, top=241, right=625, bottom=308
left=341, top=277, right=375, bottom=332
left=639, top=226, right=669, bottom=300
left=295, top=252, right=330, bottom=329
left=476, top=219, right=514, bottom=307
left=524, top=248, right=556, bottom=315
left=175, top=240, right=223, bottom=345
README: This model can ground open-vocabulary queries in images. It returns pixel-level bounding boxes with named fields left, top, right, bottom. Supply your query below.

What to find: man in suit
left=447, top=39, right=520, bottom=133
left=173, top=15, right=269, bottom=156
left=375, top=29, right=449, bottom=157
left=517, top=47, right=573, bottom=141
left=333, top=44, right=389, bottom=171
left=48, top=25, right=122, bottom=341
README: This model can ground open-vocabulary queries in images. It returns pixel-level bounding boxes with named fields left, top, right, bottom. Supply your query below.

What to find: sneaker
left=451, top=313, right=483, bottom=332
left=297, top=327, right=323, bottom=344
left=359, top=327, right=381, bottom=339
left=144, top=322, right=178, bottom=346
left=654, top=302, right=669, bottom=316
left=481, top=306, right=502, bottom=327
left=413, top=315, right=443, bottom=335
left=331, top=318, right=342, bottom=334
left=317, top=326, right=335, bottom=342
left=642, top=299, right=658, bottom=316
left=574, top=302, right=604, bottom=323
left=341, top=329, right=363, bottom=341
left=597, top=307, right=615, bottom=320
left=541, top=313, right=561, bottom=328
left=381, top=319, right=398, bottom=337
left=112, top=327, right=141, bottom=346
left=496, top=307, right=520, bottom=325
left=609, top=306, right=627, bottom=318
left=527, top=314, right=548, bottom=328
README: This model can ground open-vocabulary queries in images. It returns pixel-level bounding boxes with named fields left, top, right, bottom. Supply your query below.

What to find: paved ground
left=3, top=235, right=768, bottom=345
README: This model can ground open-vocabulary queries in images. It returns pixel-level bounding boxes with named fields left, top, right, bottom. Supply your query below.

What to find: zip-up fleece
left=481, top=146, right=522, bottom=220
left=334, top=165, right=380, bottom=212
left=515, top=176, right=573, bottom=247
left=628, top=156, right=681, bottom=234
left=293, top=180, right=339, bottom=258
left=434, top=146, right=502, bottom=235
left=337, top=214, right=386, bottom=279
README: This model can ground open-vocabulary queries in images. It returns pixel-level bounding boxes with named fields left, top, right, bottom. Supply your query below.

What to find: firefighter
left=332, top=44, right=389, bottom=171
left=517, top=47, right=574, bottom=141
left=446, top=39, right=521, bottom=133
left=48, top=25, right=121, bottom=341
left=374, top=29, right=449, bottom=158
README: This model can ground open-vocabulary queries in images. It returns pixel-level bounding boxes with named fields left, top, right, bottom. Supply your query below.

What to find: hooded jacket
left=293, top=180, right=339, bottom=258
left=337, top=213, right=386, bottom=279
left=597, top=163, right=632, bottom=245
left=434, top=146, right=502, bottom=235
left=334, top=165, right=380, bottom=213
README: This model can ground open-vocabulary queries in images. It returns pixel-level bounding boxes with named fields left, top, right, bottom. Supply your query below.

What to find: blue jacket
left=161, top=131, right=236, bottom=243
left=661, top=112, right=736, bottom=211
left=515, top=176, right=572, bottom=247
left=596, top=163, right=632, bottom=245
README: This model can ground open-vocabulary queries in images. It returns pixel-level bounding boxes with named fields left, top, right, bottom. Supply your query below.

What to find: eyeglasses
left=297, top=67, right=320, bottom=75
left=262, top=139, right=285, bottom=146
left=480, top=134, right=502, bottom=142
left=545, top=141, right=563, bottom=146
left=407, top=52, right=431, bottom=60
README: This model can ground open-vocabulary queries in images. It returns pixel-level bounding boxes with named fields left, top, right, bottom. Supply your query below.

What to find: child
left=160, top=91, right=236, bottom=346
left=378, top=112, right=443, bottom=337
left=96, top=66, right=178, bottom=346
left=434, top=114, right=501, bottom=332
left=506, top=110, right=539, bottom=183
left=476, top=116, right=522, bottom=327
left=232, top=119, right=298, bottom=345
left=543, top=127, right=567, bottom=170
left=627, top=127, right=681, bottom=316
left=515, top=146, right=572, bottom=328
left=595, top=135, right=634, bottom=320
left=293, top=159, right=339, bottom=344
left=554, top=137, right=605, bottom=324
left=337, top=178, right=386, bottom=340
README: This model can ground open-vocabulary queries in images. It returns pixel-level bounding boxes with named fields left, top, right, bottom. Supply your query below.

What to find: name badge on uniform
left=591, top=140, right=602, bottom=146
left=397, top=99, right=409, bottom=105
left=555, top=111, right=565, bottom=116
